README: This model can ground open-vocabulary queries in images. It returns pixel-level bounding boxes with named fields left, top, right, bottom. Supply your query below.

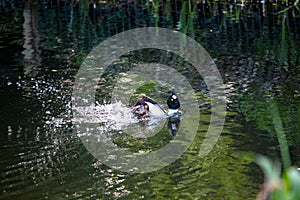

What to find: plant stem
left=271, top=101, right=292, bottom=170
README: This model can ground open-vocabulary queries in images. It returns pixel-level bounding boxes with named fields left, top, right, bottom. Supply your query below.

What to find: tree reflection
left=22, top=0, right=41, bottom=76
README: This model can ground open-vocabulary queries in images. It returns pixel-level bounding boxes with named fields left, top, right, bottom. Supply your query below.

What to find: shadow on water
left=0, top=0, right=300, bottom=199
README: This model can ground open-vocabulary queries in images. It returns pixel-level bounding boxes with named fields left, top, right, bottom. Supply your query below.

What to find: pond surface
left=0, top=1, right=300, bottom=199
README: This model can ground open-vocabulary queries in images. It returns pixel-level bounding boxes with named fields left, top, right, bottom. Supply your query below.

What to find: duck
left=131, top=94, right=158, bottom=119
left=167, top=89, right=180, bottom=116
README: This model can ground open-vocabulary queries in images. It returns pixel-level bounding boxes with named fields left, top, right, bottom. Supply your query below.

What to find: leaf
left=276, top=6, right=291, bottom=15
left=256, top=155, right=281, bottom=182
left=287, top=168, right=300, bottom=193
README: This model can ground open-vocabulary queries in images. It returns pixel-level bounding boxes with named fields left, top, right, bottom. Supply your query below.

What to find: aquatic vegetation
left=255, top=102, right=300, bottom=200
left=256, top=156, right=300, bottom=200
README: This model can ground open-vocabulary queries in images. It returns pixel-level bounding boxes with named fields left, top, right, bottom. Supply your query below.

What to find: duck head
left=167, top=89, right=180, bottom=109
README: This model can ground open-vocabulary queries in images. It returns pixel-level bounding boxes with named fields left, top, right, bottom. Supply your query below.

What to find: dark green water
left=0, top=1, right=299, bottom=199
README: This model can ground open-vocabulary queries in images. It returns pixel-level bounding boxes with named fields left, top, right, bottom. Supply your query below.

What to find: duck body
left=167, top=108, right=180, bottom=117
left=132, top=103, right=150, bottom=119
left=131, top=94, right=158, bottom=120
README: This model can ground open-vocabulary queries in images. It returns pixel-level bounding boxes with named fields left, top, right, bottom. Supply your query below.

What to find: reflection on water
left=167, top=112, right=181, bottom=137
left=0, top=0, right=300, bottom=199
left=22, top=0, right=41, bottom=76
